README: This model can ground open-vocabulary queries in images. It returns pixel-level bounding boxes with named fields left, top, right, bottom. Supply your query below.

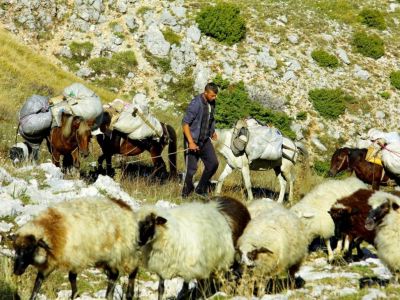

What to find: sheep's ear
left=392, top=202, right=400, bottom=211
left=155, top=216, right=167, bottom=225
left=37, top=239, right=51, bottom=251
left=257, top=247, right=273, bottom=255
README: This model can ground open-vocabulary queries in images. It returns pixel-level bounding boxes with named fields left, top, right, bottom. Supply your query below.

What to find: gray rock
left=0, top=221, right=13, bottom=233
left=186, top=25, right=201, bottom=43
left=277, top=15, right=288, bottom=24
left=144, top=25, right=171, bottom=57
left=223, top=62, right=234, bottom=76
left=112, top=23, right=124, bottom=33
left=163, top=74, right=172, bottom=83
left=171, top=6, right=186, bottom=18
left=321, top=33, right=333, bottom=42
left=257, top=51, right=277, bottom=69
left=354, top=65, right=370, bottom=80
left=282, top=70, right=297, bottom=82
left=127, top=72, right=135, bottom=79
left=170, top=41, right=196, bottom=75
left=160, top=9, right=177, bottom=26
left=375, top=111, right=386, bottom=119
left=287, top=33, right=299, bottom=44
left=125, top=15, right=138, bottom=31
left=287, top=59, right=301, bottom=71
left=269, top=35, right=281, bottom=44
left=193, top=64, right=211, bottom=93
left=291, top=123, right=304, bottom=140
left=59, top=46, right=72, bottom=58
left=116, top=0, right=128, bottom=13
left=388, top=3, right=400, bottom=12
left=111, top=36, right=123, bottom=45
left=76, top=66, right=93, bottom=77
left=311, top=135, right=327, bottom=152
left=337, top=48, right=350, bottom=64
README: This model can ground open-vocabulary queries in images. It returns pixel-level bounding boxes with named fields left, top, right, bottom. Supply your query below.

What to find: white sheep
left=290, top=177, right=367, bottom=261
left=238, top=200, right=308, bottom=284
left=13, top=197, right=140, bottom=300
left=137, top=196, right=251, bottom=300
left=365, top=193, right=400, bottom=282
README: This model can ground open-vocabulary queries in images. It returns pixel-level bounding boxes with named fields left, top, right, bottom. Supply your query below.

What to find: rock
left=291, top=123, right=304, bottom=140
left=277, top=15, right=288, bottom=24
left=160, top=9, right=177, bottom=26
left=354, top=65, right=370, bottom=80
left=223, top=62, right=234, bottom=76
left=125, top=15, right=138, bottom=31
left=186, top=25, right=201, bottom=43
left=321, top=33, right=333, bottom=42
left=269, top=35, right=281, bottom=44
left=171, top=6, right=186, bottom=18
left=116, top=0, right=128, bottom=13
left=170, top=41, right=196, bottom=74
left=163, top=74, right=172, bottom=83
left=76, top=66, right=92, bottom=77
left=111, top=36, right=123, bottom=45
left=282, top=70, right=297, bottom=82
left=193, top=64, right=211, bottom=94
left=127, top=72, right=135, bottom=79
left=144, top=25, right=171, bottom=57
left=311, top=135, right=327, bottom=152
left=337, top=48, right=350, bottom=64
left=287, top=59, right=301, bottom=71
left=58, top=46, right=72, bottom=58
left=0, top=221, right=13, bottom=233
left=375, top=111, right=386, bottom=119
left=287, top=33, right=299, bottom=44
left=388, top=3, right=400, bottom=12
left=256, top=48, right=277, bottom=69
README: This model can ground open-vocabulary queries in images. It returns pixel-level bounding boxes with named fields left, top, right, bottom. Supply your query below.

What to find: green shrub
left=88, top=57, right=112, bottom=75
left=352, top=31, right=384, bottom=59
left=161, top=70, right=194, bottom=111
left=359, top=8, right=386, bottom=30
left=145, top=51, right=171, bottom=72
left=313, top=160, right=330, bottom=177
left=94, top=77, right=124, bottom=91
left=162, top=28, right=181, bottom=45
left=215, top=82, right=295, bottom=139
left=196, top=4, right=246, bottom=45
left=379, top=91, right=391, bottom=99
left=69, top=41, right=93, bottom=62
left=311, top=49, right=339, bottom=68
left=110, top=51, right=137, bottom=77
left=309, top=88, right=347, bottom=119
left=390, top=71, right=400, bottom=89
left=296, top=111, right=307, bottom=120
left=213, top=74, right=230, bottom=90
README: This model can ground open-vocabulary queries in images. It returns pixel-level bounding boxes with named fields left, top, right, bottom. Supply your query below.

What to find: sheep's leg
left=158, top=277, right=165, bottom=300
left=69, top=271, right=78, bottom=299
left=176, top=281, right=189, bottom=300
left=325, top=239, right=334, bottom=262
left=334, top=238, right=343, bottom=255
left=343, top=235, right=351, bottom=255
left=241, top=164, right=253, bottom=201
left=276, top=173, right=287, bottom=203
left=105, top=268, right=119, bottom=300
left=30, top=272, right=45, bottom=300
left=126, top=267, right=138, bottom=300
left=216, top=164, right=233, bottom=194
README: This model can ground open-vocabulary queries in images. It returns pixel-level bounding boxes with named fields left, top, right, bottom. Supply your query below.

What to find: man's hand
left=211, top=132, right=218, bottom=141
left=188, top=141, right=199, bottom=152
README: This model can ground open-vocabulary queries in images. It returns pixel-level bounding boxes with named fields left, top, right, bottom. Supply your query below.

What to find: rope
left=124, top=148, right=189, bottom=166
left=132, top=108, right=162, bottom=138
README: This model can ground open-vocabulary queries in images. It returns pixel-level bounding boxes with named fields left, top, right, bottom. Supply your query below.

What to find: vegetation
left=88, top=57, right=112, bottom=75
left=145, top=51, right=171, bottom=73
left=379, top=91, right=391, bottom=99
left=352, top=31, right=384, bottom=59
left=313, top=160, right=330, bottom=177
left=69, top=41, right=94, bottom=63
left=311, top=49, right=339, bottom=68
left=111, top=51, right=137, bottom=77
left=94, top=77, right=124, bottom=91
left=359, top=8, right=386, bottom=30
left=309, top=88, right=352, bottom=119
left=215, top=80, right=295, bottom=139
left=160, top=70, right=194, bottom=111
left=196, top=3, right=246, bottom=45
left=162, top=28, right=181, bottom=45
left=296, top=111, right=307, bottom=120
left=390, top=71, right=400, bottom=89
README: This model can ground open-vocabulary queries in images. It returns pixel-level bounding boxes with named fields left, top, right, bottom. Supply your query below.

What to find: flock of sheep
left=11, top=176, right=400, bottom=299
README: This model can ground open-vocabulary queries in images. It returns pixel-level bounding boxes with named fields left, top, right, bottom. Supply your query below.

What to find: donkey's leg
left=276, top=173, right=287, bottom=204
left=71, top=150, right=80, bottom=169
left=216, top=164, right=233, bottom=194
left=241, top=164, right=253, bottom=201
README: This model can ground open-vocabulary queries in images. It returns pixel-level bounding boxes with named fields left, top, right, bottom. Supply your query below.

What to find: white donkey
left=214, top=128, right=307, bottom=203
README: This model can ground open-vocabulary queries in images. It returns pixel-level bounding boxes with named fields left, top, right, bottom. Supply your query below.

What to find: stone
left=163, top=74, right=172, bottom=83
left=291, top=123, right=304, bottom=140
left=160, top=9, right=177, bottom=26
left=311, top=135, right=327, bottom=152
left=116, top=0, right=127, bottom=13
left=144, top=25, right=171, bottom=57
left=288, top=59, right=301, bottom=71
left=0, top=221, right=13, bottom=233
left=171, top=6, right=186, bottom=18
left=125, top=15, right=138, bottom=31
left=186, top=25, right=201, bottom=43
left=337, top=48, right=350, bottom=64
left=223, top=62, right=234, bottom=76
left=257, top=51, right=277, bottom=69
left=376, top=111, right=386, bottom=119
left=193, top=64, right=211, bottom=93
left=170, top=41, right=196, bottom=74
left=354, top=65, right=370, bottom=80
left=76, top=66, right=92, bottom=77
left=277, top=15, right=288, bottom=24
left=282, top=70, right=297, bottom=82
left=269, top=35, right=281, bottom=44
left=59, top=46, right=72, bottom=58
left=287, top=33, right=299, bottom=44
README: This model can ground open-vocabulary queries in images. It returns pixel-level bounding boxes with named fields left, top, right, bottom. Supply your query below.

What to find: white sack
left=381, top=143, right=400, bottom=175
left=368, top=128, right=400, bottom=144
left=19, top=95, right=52, bottom=137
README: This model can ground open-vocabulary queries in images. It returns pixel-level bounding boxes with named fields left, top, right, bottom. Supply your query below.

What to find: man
left=182, top=82, right=219, bottom=198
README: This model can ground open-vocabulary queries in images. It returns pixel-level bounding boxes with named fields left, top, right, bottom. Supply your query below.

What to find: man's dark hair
left=205, top=82, right=219, bottom=94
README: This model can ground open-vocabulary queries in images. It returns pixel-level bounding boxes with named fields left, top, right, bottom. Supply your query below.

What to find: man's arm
left=183, top=123, right=199, bottom=151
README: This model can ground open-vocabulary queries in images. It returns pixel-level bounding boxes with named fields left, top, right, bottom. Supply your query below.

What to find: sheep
left=290, top=177, right=367, bottom=262
left=365, top=193, right=400, bottom=282
left=13, top=197, right=140, bottom=300
left=328, top=189, right=397, bottom=260
left=137, top=196, right=250, bottom=300
left=237, top=200, right=308, bottom=289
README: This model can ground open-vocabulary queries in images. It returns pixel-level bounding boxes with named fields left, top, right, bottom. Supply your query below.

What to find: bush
left=94, top=77, right=124, bottom=91
left=313, top=160, right=330, bottom=177
left=110, top=51, right=137, bottom=77
left=296, top=111, right=307, bottom=121
left=69, top=41, right=93, bottom=62
left=359, top=8, right=386, bottom=30
left=379, top=91, right=391, bottom=99
left=162, top=28, right=181, bottom=45
left=196, top=4, right=246, bottom=45
left=309, top=88, right=347, bottom=119
left=215, top=81, right=295, bottom=139
left=390, top=71, right=400, bottom=89
left=88, top=57, right=112, bottom=75
left=311, top=49, right=339, bottom=68
left=161, top=70, right=194, bottom=111
left=352, top=31, right=384, bottom=59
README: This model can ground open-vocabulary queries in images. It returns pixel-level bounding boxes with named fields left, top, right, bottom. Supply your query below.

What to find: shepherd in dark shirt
left=182, top=82, right=219, bottom=198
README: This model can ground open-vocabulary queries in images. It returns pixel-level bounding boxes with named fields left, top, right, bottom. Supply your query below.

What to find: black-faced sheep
left=137, top=196, right=250, bottom=300
left=238, top=199, right=308, bottom=286
left=13, top=197, right=140, bottom=300
left=365, top=193, right=400, bottom=282
left=290, top=177, right=367, bottom=262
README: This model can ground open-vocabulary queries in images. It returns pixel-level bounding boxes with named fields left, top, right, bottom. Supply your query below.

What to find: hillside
left=1, top=0, right=400, bottom=164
